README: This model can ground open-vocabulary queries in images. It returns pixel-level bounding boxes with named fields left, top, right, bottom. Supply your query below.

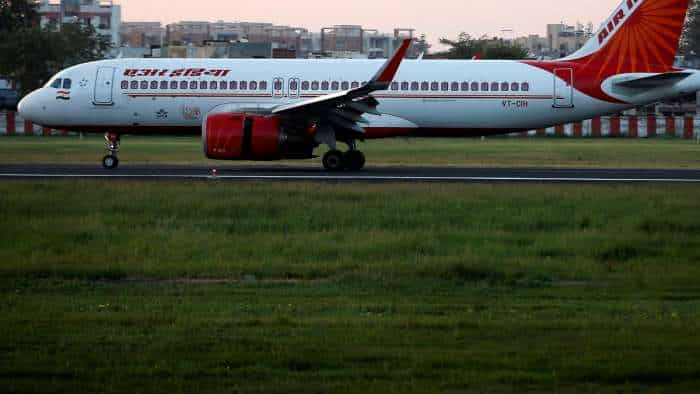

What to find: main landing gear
left=322, top=142, right=366, bottom=172
left=102, top=132, right=120, bottom=170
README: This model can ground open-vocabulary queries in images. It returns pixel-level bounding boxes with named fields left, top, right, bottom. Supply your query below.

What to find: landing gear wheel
left=323, top=150, right=345, bottom=171
left=103, top=132, right=121, bottom=170
left=102, top=155, right=119, bottom=169
left=344, top=150, right=366, bottom=171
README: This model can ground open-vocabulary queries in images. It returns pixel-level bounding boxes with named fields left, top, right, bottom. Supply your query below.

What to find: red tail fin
left=525, top=0, right=690, bottom=104
left=567, top=0, right=689, bottom=73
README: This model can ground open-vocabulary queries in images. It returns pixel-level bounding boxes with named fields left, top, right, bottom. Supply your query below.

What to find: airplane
left=17, top=0, right=696, bottom=171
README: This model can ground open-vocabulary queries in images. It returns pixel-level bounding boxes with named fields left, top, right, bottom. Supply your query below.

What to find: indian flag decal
left=56, top=90, right=70, bottom=100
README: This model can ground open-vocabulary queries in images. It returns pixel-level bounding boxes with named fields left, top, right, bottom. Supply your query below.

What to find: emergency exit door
left=553, top=68, right=574, bottom=108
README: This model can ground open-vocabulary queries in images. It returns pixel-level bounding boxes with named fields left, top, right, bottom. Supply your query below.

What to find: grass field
left=1, top=135, right=700, bottom=168
left=1, top=180, right=700, bottom=393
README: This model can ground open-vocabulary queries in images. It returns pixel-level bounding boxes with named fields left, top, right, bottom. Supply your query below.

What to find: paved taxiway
left=1, top=164, right=699, bottom=183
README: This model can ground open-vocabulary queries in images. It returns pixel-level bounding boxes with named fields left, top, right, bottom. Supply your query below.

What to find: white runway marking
left=1, top=173, right=700, bottom=183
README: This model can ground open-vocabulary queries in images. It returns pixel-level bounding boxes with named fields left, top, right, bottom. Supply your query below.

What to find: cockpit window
left=63, top=79, right=72, bottom=89
left=50, top=79, right=62, bottom=89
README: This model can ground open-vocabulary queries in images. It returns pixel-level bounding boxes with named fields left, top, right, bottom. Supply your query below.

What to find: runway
left=1, top=164, right=700, bottom=183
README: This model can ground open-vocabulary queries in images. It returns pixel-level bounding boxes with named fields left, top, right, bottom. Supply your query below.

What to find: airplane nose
left=17, top=96, right=26, bottom=116
left=17, top=93, right=36, bottom=122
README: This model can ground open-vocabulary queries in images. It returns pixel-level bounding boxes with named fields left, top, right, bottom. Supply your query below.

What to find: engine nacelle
left=203, top=113, right=313, bottom=160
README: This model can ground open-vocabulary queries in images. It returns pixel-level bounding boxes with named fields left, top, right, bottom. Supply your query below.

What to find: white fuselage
left=18, top=58, right=700, bottom=137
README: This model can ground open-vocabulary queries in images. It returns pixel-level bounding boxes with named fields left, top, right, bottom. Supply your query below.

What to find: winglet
left=369, top=38, right=412, bottom=88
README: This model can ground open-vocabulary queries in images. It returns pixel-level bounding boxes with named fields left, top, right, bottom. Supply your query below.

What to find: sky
left=117, top=0, right=621, bottom=45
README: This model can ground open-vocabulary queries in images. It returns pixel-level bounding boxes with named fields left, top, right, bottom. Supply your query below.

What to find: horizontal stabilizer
left=614, top=72, right=692, bottom=89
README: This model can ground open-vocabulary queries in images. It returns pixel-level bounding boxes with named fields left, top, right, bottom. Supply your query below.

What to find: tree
left=681, top=0, right=700, bottom=56
left=429, top=32, right=529, bottom=60
left=0, top=0, right=38, bottom=33
left=0, top=1, right=111, bottom=95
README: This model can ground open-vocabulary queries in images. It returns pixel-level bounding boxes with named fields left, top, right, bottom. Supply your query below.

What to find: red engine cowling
left=204, top=113, right=290, bottom=160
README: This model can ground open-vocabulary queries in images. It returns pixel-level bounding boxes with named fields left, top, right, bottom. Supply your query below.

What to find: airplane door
left=273, top=77, right=285, bottom=98
left=94, top=67, right=115, bottom=105
left=289, top=78, right=300, bottom=99
left=553, top=68, right=574, bottom=108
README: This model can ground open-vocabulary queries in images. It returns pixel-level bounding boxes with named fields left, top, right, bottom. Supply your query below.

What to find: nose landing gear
left=102, top=132, right=120, bottom=170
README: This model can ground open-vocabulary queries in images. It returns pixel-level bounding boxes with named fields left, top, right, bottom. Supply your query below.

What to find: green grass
left=1, top=135, right=699, bottom=168
left=1, top=181, right=700, bottom=393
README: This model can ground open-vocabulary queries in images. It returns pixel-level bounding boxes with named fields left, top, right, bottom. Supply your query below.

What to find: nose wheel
left=102, top=155, right=119, bottom=169
left=103, top=132, right=120, bottom=170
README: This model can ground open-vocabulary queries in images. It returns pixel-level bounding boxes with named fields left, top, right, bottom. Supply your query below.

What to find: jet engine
left=203, top=113, right=314, bottom=160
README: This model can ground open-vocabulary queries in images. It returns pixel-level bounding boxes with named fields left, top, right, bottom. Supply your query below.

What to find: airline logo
left=598, top=0, right=641, bottom=44
left=56, top=90, right=70, bottom=101
left=123, top=68, right=231, bottom=78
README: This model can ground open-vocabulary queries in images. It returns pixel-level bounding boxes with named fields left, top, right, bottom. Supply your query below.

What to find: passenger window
left=411, top=82, right=419, bottom=91
left=220, top=81, right=227, bottom=90
left=160, top=81, right=168, bottom=89
left=140, top=81, right=148, bottom=90
left=229, top=81, right=238, bottom=90
left=421, top=82, right=429, bottom=91
left=63, top=79, right=72, bottom=89
left=210, top=81, right=218, bottom=90
left=259, top=81, right=267, bottom=90
left=471, top=82, right=479, bottom=91
left=240, top=81, right=247, bottom=90
left=501, top=82, right=509, bottom=91
left=170, top=81, right=178, bottom=89
left=250, top=81, right=258, bottom=90
left=321, top=81, right=329, bottom=90
left=441, top=82, right=449, bottom=91
left=491, top=82, right=499, bottom=92
left=200, top=81, right=207, bottom=89
left=150, top=81, right=158, bottom=90
left=311, top=81, right=320, bottom=90
left=180, top=81, right=188, bottom=89
left=401, top=82, right=409, bottom=90
left=131, top=81, right=138, bottom=89
left=331, top=81, right=339, bottom=90
left=511, top=82, right=519, bottom=92
left=521, top=82, right=530, bottom=91
left=121, top=80, right=128, bottom=89
left=460, top=82, right=468, bottom=91
left=351, top=81, right=359, bottom=89
left=341, top=81, right=349, bottom=90
left=431, top=82, right=439, bottom=91
left=301, top=81, right=309, bottom=90
left=481, top=82, right=489, bottom=91
left=50, top=79, right=62, bottom=89
left=190, top=81, right=197, bottom=89
left=452, top=82, right=460, bottom=91
left=391, top=82, right=399, bottom=91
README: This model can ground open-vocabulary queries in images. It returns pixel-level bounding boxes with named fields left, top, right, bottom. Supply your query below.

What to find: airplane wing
left=614, top=72, right=692, bottom=89
left=271, top=39, right=412, bottom=139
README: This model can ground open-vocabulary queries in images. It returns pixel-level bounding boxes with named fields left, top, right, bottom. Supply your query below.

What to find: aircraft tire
left=102, top=155, right=119, bottom=170
left=322, top=150, right=345, bottom=171
left=344, top=150, right=366, bottom=171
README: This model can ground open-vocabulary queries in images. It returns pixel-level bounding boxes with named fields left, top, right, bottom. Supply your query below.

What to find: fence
left=522, top=115, right=700, bottom=138
left=0, top=111, right=69, bottom=136
left=2, top=111, right=700, bottom=139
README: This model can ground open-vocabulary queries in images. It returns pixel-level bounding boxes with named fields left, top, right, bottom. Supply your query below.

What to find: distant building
left=321, top=25, right=364, bottom=53
left=166, top=21, right=211, bottom=45
left=38, top=0, right=121, bottom=46
left=515, top=34, right=549, bottom=58
left=120, top=22, right=164, bottom=48
left=160, top=41, right=272, bottom=59
left=546, top=22, right=592, bottom=57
